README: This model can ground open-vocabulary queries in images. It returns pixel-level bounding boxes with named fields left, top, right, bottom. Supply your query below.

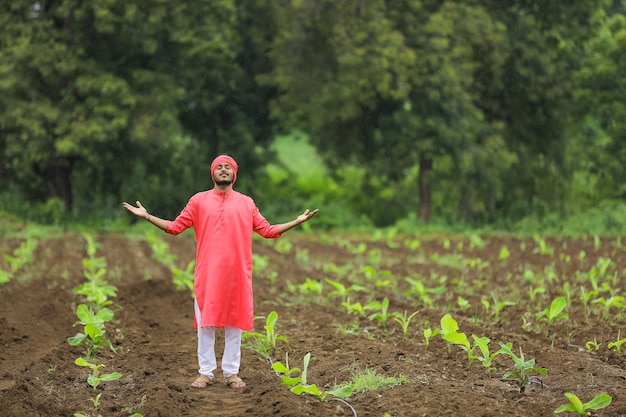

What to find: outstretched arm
left=122, top=201, right=170, bottom=232
left=275, top=209, right=319, bottom=234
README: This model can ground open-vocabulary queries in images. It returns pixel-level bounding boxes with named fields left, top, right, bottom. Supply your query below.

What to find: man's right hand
left=122, top=201, right=149, bottom=220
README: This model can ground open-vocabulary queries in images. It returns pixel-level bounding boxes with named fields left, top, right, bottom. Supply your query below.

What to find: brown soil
left=1, top=230, right=626, bottom=417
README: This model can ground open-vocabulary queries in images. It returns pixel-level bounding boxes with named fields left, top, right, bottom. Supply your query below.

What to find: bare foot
left=226, top=375, right=246, bottom=389
left=191, top=375, right=213, bottom=388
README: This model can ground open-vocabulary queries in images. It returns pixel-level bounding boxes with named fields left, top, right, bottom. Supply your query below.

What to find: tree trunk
left=418, top=155, right=433, bottom=221
left=35, top=159, right=75, bottom=213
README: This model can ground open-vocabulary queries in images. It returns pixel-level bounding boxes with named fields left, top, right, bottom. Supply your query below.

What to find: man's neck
left=215, top=184, right=233, bottom=193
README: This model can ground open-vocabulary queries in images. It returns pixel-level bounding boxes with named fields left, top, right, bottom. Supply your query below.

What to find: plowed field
left=1, top=230, right=625, bottom=416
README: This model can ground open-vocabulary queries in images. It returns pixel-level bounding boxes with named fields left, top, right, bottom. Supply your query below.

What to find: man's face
left=214, top=163, right=234, bottom=186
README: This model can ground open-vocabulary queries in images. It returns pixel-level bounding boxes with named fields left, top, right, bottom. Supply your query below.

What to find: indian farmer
left=122, top=154, right=318, bottom=389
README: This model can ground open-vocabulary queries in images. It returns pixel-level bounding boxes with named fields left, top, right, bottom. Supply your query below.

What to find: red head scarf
left=211, top=155, right=238, bottom=185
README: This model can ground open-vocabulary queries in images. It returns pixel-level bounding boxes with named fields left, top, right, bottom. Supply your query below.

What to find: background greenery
left=1, top=0, right=625, bottom=235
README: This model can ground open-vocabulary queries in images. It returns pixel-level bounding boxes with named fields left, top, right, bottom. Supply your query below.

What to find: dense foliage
left=1, top=0, right=625, bottom=232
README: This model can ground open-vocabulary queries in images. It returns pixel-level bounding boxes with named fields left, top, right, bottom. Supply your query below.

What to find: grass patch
left=348, top=366, right=410, bottom=393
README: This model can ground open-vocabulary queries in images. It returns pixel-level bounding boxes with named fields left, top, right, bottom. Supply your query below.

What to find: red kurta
left=166, top=188, right=281, bottom=331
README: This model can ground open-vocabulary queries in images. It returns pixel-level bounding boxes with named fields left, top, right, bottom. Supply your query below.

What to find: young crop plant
left=607, top=330, right=626, bottom=354
left=439, top=314, right=470, bottom=358
left=325, top=278, right=368, bottom=299
left=536, top=296, right=569, bottom=340
left=498, top=342, right=548, bottom=393
left=271, top=352, right=302, bottom=386
left=554, top=392, right=612, bottom=416
left=472, top=336, right=504, bottom=374
left=73, top=233, right=117, bottom=309
left=532, top=234, right=554, bottom=256
left=481, top=293, right=516, bottom=324
left=423, top=327, right=440, bottom=350
left=393, top=309, right=420, bottom=340
left=287, top=277, right=325, bottom=305
left=585, top=339, right=601, bottom=352
left=0, top=237, right=38, bottom=283
left=367, top=297, right=395, bottom=330
left=74, top=357, right=122, bottom=390
left=592, top=293, right=625, bottom=322
left=404, top=277, right=446, bottom=307
left=272, top=352, right=353, bottom=401
left=145, top=232, right=177, bottom=267
left=146, top=233, right=197, bottom=297
left=243, top=311, right=289, bottom=361
left=68, top=304, right=115, bottom=357
left=171, top=260, right=195, bottom=295
left=341, top=298, right=367, bottom=316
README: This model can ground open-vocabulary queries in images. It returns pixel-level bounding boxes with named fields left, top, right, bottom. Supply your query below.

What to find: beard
left=215, top=179, right=233, bottom=187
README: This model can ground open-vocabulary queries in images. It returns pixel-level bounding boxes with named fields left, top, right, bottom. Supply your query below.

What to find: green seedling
left=325, top=278, right=367, bottom=298
left=171, top=260, right=195, bottom=295
left=579, top=286, right=598, bottom=320
left=472, top=335, right=504, bottom=373
left=341, top=299, right=366, bottom=316
left=404, top=277, right=446, bottom=307
left=529, top=286, right=546, bottom=303
left=74, top=357, right=122, bottom=390
left=68, top=304, right=115, bottom=357
left=274, top=238, right=293, bottom=254
left=482, top=293, right=516, bottom=323
left=73, top=257, right=117, bottom=308
left=0, top=269, right=10, bottom=284
left=271, top=352, right=302, bottom=386
left=592, top=294, right=624, bottom=320
left=288, top=352, right=353, bottom=401
left=367, top=298, right=395, bottom=330
left=290, top=277, right=324, bottom=303
left=243, top=311, right=288, bottom=360
left=457, top=296, right=470, bottom=311
left=439, top=314, right=470, bottom=357
left=498, top=342, right=547, bottom=393
left=74, top=235, right=117, bottom=308
left=1, top=238, right=38, bottom=283
left=585, top=339, right=601, bottom=352
left=536, top=296, right=569, bottom=326
left=295, top=247, right=310, bottom=265
left=393, top=310, right=420, bottom=340
left=532, top=235, right=554, bottom=255
left=607, top=330, right=626, bottom=354
left=423, top=327, right=439, bottom=350
left=146, top=233, right=177, bottom=267
left=554, top=392, right=612, bottom=416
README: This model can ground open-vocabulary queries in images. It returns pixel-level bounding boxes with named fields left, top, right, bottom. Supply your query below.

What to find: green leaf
left=440, top=314, right=459, bottom=334
left=67, top=333, right=87, bottom=346
left=563, top=392, right=584, bottom=412
left=584, top=393, right=612, bottom=410
left=329, top=385, right=353, bottom=399
left=554, top=404, right=577, bottom=414
left=74, top=357, right=91, bottom=367
left=271, top=362, right=289, bottom=374
left=76, top=304, right=93, bottom=323
left=280, top=376, right=301, bottom=386
left=99, top=372, right=123, bottom=381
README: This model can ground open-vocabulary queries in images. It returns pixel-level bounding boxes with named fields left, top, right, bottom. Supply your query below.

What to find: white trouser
left=194, top=299, right=242, bottom=379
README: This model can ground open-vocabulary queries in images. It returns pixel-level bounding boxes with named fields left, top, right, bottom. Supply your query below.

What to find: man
left=122, top=154, right=318, bottom=389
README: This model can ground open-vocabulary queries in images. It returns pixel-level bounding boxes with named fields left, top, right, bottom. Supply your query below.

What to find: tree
left=0, top=1, right=276, bottom=218
left=264, top=0, right=512, bottom=224
left=572, top=8, right=626, bottom=201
